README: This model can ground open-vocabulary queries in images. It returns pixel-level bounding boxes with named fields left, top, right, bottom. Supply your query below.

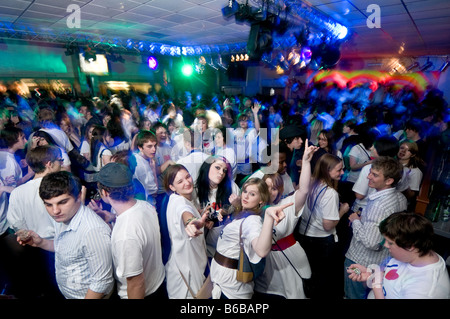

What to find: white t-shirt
left=0, top=178, right=9, bottom=235
left=403, top=166, right=423, bottom=192
left=155, top=143, right=173, bottom=194
left=233, top=128, right=258, bottom=175
left=165, top=193, right=207, bottom=299
left=347, top=143, right=372, bottom=183
left=0, top=150, right=23, bottom=188
left=195, top=182, right=240, bottom=258
left=7, top=177, right=56, bottom=239
left=368, top=255, right=450, bottom=299
left=298, top=183, right=340, bottom=240
left=111, top=200, right=165, bottom=299
left=93, top=144, right=112, bottom=172
left=80, top=140, right=90, bottom=160
left=254, top=193, right=311, bottom=298
left=41, top=127, right=74, bottom=153
left=133, top=152, right=158, bottom=198
left=211, top=214, right=263, bottom=299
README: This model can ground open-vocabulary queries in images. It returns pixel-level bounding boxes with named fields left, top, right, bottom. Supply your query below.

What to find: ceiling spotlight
left=83, top=47, right=96, bottom=62
left=148, top=56, right=158, bottom=70
left=336, top=25, right=348, bottom=40
left=222, top=0, right=240, bottom=19
left=182, top=64, right=194, bottom=77
left=406, top=62, right=419, bottom=72
left=439, top=60, right=449, bottom=72
left=420, top=58, right=433, bottom=72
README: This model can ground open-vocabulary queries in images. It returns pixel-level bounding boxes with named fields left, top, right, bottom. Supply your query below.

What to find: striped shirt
left=54, top=204, right=114, bottom=299
left=345, top=187, right=407, bottom=267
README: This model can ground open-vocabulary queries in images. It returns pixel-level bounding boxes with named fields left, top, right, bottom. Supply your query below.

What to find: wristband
left=372, top=283, right=382, bottom=289
left=184, top=217, right=198, bottom=227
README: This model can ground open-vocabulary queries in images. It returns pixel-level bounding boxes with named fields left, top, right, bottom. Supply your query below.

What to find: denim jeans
left=343, top=257, right=370, bottom=299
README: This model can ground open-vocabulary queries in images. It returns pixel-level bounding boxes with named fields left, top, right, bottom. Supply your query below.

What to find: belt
left=214, top=251, right=238, bottom=269
left=271, top=233, right=296, bottom=251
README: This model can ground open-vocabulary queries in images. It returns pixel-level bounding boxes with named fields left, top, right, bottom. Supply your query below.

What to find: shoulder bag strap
left=272, top=236, right=305, bottom=279
left=358, top=144, right=371, bottom=161
left=302, top=185, right=327, bottom=236
left=178, top=258, right=211, bottom=299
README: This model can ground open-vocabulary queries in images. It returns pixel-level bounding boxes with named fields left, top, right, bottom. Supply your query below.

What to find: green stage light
left=181, top=64, right=193, bottom=76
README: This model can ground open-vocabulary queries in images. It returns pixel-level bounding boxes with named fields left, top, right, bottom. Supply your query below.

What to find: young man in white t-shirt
left=95, top=162, right=166, bottom=299
left=6, top=145, right=63, bottom=299
left=133, top=130, right=159, bottom=205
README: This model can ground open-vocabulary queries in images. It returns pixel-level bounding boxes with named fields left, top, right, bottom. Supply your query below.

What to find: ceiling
left=0, top=0, right=450, bottom=58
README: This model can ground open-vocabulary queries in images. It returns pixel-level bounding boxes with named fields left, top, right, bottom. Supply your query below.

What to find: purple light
left=148, top=56, right=158, bottom=70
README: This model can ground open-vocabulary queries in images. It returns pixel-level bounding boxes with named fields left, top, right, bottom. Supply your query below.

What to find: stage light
left=406, top=62, right=420, bottom=72
left=222, top=0, right=240, bottom=19
left=439, top=60, right=449, bottom=73
left=83, top=47, right=96, bottom=62
left=336, top=25, right=348, bottom=40
left=182, top=64, right=194, bottom=76
left=148, top=56, right=158, bottom=70
left=301, top=47, right=312, bottom=64
left=420, top=58, right=433, bottom=71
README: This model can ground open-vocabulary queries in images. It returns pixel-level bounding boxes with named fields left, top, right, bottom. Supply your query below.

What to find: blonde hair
left=235, top=178, right=270, bottom=217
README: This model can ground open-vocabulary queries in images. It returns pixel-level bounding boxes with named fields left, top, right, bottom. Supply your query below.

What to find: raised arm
left=252, top=202, right=292, bottom=257
left=294, top=139, right=318, bottom=216
left=251, top=101, right=261, bottom=133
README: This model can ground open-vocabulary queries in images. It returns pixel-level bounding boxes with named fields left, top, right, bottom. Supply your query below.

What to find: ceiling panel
left=0, top=0, right=448, bottom=58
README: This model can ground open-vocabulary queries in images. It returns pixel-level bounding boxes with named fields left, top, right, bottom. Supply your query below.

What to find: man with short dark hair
left=5, top=145, right=64, bottom=298
left=95, top=163, right=166, bottom=299
left=17, top=171, right=114, bottom=299
left=344, top=156, right=407, bottom=299
left=279, top=124, right=307, bottom=186
left=134, top=130, right=159, bottom=205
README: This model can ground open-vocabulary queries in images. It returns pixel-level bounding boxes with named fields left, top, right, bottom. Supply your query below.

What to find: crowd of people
left=0, top=79, right=449, bottom=300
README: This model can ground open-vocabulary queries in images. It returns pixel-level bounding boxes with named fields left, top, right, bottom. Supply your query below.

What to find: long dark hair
left=195, top=155, right=233, bottom=208
left=90, top=124, right=107, bottom=167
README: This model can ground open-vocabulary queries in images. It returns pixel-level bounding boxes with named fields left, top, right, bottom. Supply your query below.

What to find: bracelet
left=372, top=283, right=382, bottom=289
left=184, top=217, right=198, bottom=227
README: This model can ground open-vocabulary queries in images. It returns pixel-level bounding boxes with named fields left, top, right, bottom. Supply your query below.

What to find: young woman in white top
left=163, top=164, right=209, bottom=299
left=212, top=126, right=237, bottom=181
left=194, top=155, right=240, bottom=258
left=80, top=123, right=94, bottom=161
left=397, top=140, right=424, bottom=210
left=297, top=153, right=350, bottom=299
left=210, top=177, right=291, bottom=299
left=254, top=140, right=318, bottom=299
left=90, top=125, right=112, bottom=172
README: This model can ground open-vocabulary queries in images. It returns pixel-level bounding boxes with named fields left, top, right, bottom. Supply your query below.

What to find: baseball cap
left=279, top=125, right=306, bottom=140
left=94, top=162, right=133, bottom=187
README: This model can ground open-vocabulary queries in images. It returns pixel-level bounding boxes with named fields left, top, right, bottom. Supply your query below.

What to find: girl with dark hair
left=211, top=126, right=237, bottom=181
left=105, top=115, right=130, bottom=153
left=30, top=130, right=71, bottom=172
left=297, top=153, right=350, bottom=299
left=317, top=129, right=342, bottom=158
left=195, top=155, right=240, bottom=257
left=90, top=125, right=112, bottom=172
